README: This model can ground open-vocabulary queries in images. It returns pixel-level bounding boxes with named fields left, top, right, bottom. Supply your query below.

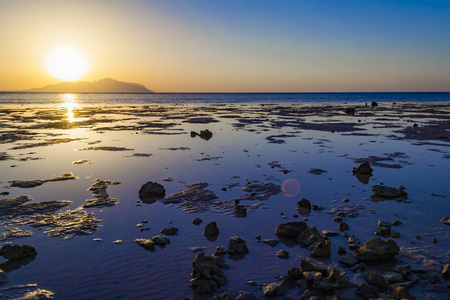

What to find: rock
left=191, top=252, right=227, bottom=294
left=390, top=232, right=401, bottom=238
left=192, top=217, right=203, bottom=225
left=233, top=205, right=247, bottom=217
left=357, top=283, right=378, bottom=299
left=440, top=217, right=450, bottom=225
left=301, top=257, right=329, bottom=274
left=0, top=244, right=37, bottom=261
left=442, top=264, right=450, bottom=279
left=160, top=227, right=179, bottom=235
left=338, top=222, right=349, bottom=232
left=367, top=271, right=388, bottom=292
left=191, top=129, right=213, bottom=141
left=190, top=247, right=206, bottom=253
left=313, top=265, right=349, bottom=290
left=138, top=181, right=165, bottom=200
left=384, top=272, right=404, bottom=283
left=228, top=236, right=249, bottom=255
left=344, top=108, right=356, bottom=115
left=190, top=278, right=218, bottom=294
left=262, top=239, right=279, bottom=247
left=277, top=249, right=289, bottom=259
left=307, top=168, right=327, bottom=175
left=297, top=226, right=323, bottom=247
left=348, top=235, right=359, bottom=250
left=394, top=264, right=411, bottom=277
left=392, top=286, right=415, bottom=300
left=255, top=234, right=261, bottom=240
left=152, top=235, right=170, bottom=245
left=212, top=246, right=227, bottom=257
left=203, top=222, right=219, bottom=237
left=235, top=290, right=258, bottom=300
left=113, top=240, right=122, bottom=244
left=371, top=185, right=407, bottom=198
left=322, top=230, right=340, bottom=237
left=352, top=162, right=373, bottom=174
left=135, top=238, right=156, bottom=251
left=297, top=198, right=312, bottom=210
left=276, top=221, right=307, bottom=239
left=0, top=269, right=8, bottom=285
left=371, top=101, right=378, bottom=107
left=338, top=247, right=347, bottom=255
left=392, top=219, right=402, bottom=226
left=354, top=238, right=399, bottom=261
left=262, top=275, right=296, bottom=297
left=338, top=253, right=358, bottom=267
left=376, top=220, right=392, bottom=236
left=214, top=288, right=235, bottom=300
left=308, top=239, right=331, bottom=257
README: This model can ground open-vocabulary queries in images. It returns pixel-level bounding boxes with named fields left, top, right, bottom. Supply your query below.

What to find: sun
left=45, top=46, right=89, bottom=82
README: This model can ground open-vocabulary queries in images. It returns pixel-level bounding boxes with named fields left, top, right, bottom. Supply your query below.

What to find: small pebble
left=255, top=234, right=261, bottom=240
left=343, top=198, right=349, bottom=202
left=113, top=240, right=122, bottom=244
left=93, top=238, right=102, bottom=242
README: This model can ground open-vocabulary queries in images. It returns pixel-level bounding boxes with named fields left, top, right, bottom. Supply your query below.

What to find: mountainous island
left=23, top=78, right=153, bottom=93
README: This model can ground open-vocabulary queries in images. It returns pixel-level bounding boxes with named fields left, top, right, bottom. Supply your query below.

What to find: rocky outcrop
left=371, top=185, right=407, bottom=198
left=313, top=265, right=349, bottom=290
left=160, top=227, right=179, bottom=235
left=135, top=238, right=156, bottom=251
left=190, top=129, right=213, bottom=141
left=354, top=238, right=400, bottom=261
left=0, top=244, right=37, bottom=261
left=138, top=181, right=165, bottom=200
left=300, top=257, right=328, bottom=274
left=190, top=252, right=227, bottom=294
left=353, top=162, right=373, bottom=174
left=296, top=226, right=323, bottom=247
left=308, top=239, right=331, bottom=257
left=228, top=236, right=249, bottom=255
left=275, top=221, right=307, bottom=239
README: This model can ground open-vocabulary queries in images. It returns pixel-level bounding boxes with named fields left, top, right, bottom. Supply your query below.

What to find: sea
left=0, top=92, right=449, bottom=105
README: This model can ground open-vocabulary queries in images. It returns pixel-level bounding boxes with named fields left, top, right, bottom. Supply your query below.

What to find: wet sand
left=0, top=102, right=449, bottom=299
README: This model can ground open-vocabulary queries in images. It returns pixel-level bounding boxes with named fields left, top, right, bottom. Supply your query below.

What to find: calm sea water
left=0, top=92, right=449, bottom=105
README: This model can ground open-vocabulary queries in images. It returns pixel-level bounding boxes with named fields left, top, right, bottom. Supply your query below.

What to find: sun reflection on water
left=61, top=94, right=80, bottom=122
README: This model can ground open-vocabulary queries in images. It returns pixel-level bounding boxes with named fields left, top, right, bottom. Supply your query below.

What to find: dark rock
left=376, top=220, right=392, bottom=236
left=235, top=290, right=258, bottom=300
left=338, top=247, right=347, bottom=255
left=192, top=217, right=203, bottom=225
left=354, top=238, right=399, bottom=261
left=371, top=185, right=407, bottom=198
left=0, top=269, right=8, bottom=285
left=348, top=235, right=359, bottom=250
left=160, top=227, right=179, bottom=235
left=152, top=235, right=170, bottom=246
left=338, top=222, right=349, bottom=232
left=203, top=222, right=219, bottom=237
left=371, top=101, right=378, bottom=107
left=344, top=108, right=356, bottom=115
left=322, top=230, right=340, bottom=237
left=384, top=272, right=404, bottom=283
left=390, top=232, right=401, bottom=238
left=276, top=221, right=307, bottom=239
left=440, top=217, right=450, bottom=225
left=277, top=249, right=289, bottom=259
left=313, top=265, right=349, bottom=290
left=442, top=264, right=450, bottom=279
left=367, top=271, right=388, bottom=292
left=190, top=252, right=227, bottom=294
left=199, top=129, right=213, bottom=141
left=300, top=257, right=329, bottom=274
left=394, top=264, right=411, bottom=277
left=262, top=275, right=296, bottom=297
left=233, top=205, right=247, bottom=217
left=357, top=283, right=378, bottom=299
left=138, top=181, right=165, bottom=200
left=392, top=286, right=415, bottom=300
left=333, top=217, right=343, bottom=223
left=296, top=226, right=323, bottom=247
left=308, top=239, right=331, bottom=257
left=297, top=198, right=312, bottom=210
left=255, top=234, right=261, bottom=240
left=307, top=168, right=327, bottom=175
left=352, top=161, right=373, bottom=174
left=135, top=239, right=156, bottom=251
left=262, top=239, right=279, bottom=247
left=338, top=253, right=358, bottom=267
left=392, top=219, right=402, bottom=226
left=214, top=288, right=234, bottom=300
left=0, top=245, right=37, bottom=261
left=212, top=246, right=227, bottom=257
left=228, top=236, right=249, bottom=255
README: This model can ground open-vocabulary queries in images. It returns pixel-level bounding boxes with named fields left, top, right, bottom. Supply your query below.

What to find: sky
left=0, top=0, right=449, bottom=92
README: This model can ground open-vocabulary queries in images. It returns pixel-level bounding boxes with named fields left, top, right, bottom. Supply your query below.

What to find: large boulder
left=190, top=252, right=227, bottom=294
left=353, top=162, right=373, bottom=174
left=138, top=181, right=165, bottom=200
left=228, top=236, right=249, bottom=255
left=0, top=244, right=37, bottom=261
left=275, top=221, right=307, bottom=239
left=313, top=265, right=349, bottom=290
left=296, top=226, right=323, bottom=247
left=354, top=238, right=400, bottom=261
left=135, top=239, right=156, bottom=251
left=297, top=198, right=312, bottom=210
left=308, top=239, right=331, bottom=257
left=203, top=222, right=219, bottom=237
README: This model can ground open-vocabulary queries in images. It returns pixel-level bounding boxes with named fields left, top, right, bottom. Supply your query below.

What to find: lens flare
left=282, top=178, right=301, bottom=197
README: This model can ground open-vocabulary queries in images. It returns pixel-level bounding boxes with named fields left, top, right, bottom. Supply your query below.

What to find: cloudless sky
left=0, top=0, right=449, bottom=92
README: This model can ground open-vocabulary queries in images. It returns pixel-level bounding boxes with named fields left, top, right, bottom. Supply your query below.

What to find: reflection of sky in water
left=0, top=104, right=449, bottom=299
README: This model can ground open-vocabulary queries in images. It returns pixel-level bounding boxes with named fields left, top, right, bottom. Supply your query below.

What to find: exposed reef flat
left=0, top=102, right=448, bottom=299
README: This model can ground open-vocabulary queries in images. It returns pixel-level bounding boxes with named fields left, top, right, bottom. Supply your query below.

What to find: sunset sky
left=1, top=0, right=449, bottom=92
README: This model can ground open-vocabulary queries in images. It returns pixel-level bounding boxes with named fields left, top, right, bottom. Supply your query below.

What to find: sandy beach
left=0, top=102, right=449, bottom=299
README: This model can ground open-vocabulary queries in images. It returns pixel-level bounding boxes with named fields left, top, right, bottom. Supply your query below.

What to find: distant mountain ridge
left=24, top=78, right=153, bottom=93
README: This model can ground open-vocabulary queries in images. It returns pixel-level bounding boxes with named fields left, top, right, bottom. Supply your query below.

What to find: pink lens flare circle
left=282, top=179, right=301, bottom=197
